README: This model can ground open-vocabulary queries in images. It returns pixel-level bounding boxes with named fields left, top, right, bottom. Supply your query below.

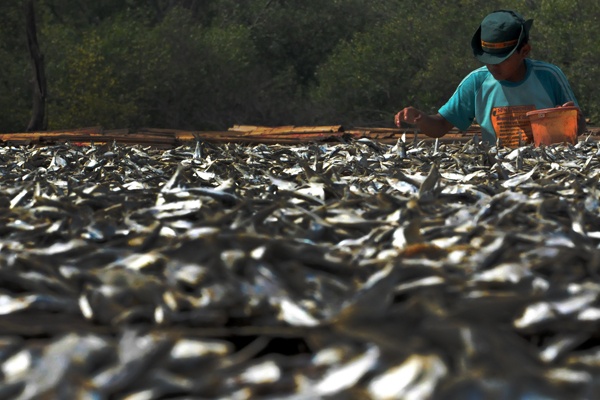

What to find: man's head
left=471, top=10, right=533, bottom=65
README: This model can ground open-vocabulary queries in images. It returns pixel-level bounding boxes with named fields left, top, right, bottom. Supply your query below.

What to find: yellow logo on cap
left=481, top=39, right=518, bottom=49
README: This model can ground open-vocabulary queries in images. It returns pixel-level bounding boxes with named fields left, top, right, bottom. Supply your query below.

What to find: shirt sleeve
left=438, top=71, right=480, bottom=131
left=534, top=63, right=579, bottom=107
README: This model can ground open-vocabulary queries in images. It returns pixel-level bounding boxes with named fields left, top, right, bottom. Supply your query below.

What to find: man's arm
left=395, top=107, right=455, bottom=138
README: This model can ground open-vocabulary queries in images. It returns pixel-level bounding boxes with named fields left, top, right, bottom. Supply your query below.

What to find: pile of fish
left=0, top=134, right=599, bottom=399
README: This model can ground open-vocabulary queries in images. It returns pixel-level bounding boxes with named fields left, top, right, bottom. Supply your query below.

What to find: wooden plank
left=103, top=128, right=130, bottom=135
left=229, top=125, right=260, bottom=132
left=0, top=124, right=597, bottom=147
left=228, top=125, right=343, bottom=135
left=189, top=131, right=345, bottom=143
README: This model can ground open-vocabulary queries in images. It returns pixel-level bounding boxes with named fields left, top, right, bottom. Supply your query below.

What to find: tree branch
left=25, top=0, right=47, bottom=131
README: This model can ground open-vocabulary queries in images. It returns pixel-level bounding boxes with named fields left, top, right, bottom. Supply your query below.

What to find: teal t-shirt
left=438, top=59, right=579, bottom=146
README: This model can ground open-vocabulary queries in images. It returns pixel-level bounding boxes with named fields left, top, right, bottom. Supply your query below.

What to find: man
left=395, top=9, right=585, bottom=147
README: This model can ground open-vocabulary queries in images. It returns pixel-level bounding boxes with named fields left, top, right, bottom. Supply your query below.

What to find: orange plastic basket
left=525, top=106, right=578, bottom=146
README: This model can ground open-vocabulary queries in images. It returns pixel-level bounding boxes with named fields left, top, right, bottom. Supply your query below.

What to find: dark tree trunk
left=25, top=0, right=47, bottom=132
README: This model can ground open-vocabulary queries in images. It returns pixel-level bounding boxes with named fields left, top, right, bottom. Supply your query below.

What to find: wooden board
left=0, top=125, right=598, bottom=147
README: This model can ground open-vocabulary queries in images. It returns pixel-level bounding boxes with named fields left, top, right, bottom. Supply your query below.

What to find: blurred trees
left=312, top=1, right=483, bottom=126
left=0, top=0, right=32, bottom=130
left=528, top=0, right=600, bottom=127
left=0, top=0, right=599, bottom=132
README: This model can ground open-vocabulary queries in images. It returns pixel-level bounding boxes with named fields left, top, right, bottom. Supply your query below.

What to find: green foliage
left=42, top=11, right=147, bottom=129
left=0, top=0, right=33, bottom=132
left=0, top=0, right=599, bottom=132
left=0, top=47, right=31, bottom=132
left=136, top=8, right=269, bottom=129
left=312, top=1, right=481, bottom=126
left=526, top=0, right=600, bottom=122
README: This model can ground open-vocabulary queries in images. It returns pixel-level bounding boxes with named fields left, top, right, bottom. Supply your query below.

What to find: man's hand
left=395, top=107, right=424, bottom=127
left=393, top=109, right=454, bottom=138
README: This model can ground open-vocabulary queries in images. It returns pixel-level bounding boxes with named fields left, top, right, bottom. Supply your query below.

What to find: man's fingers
left=395, top=108, right=422, bottom=126
left=395, top=112, right=403, bottom=126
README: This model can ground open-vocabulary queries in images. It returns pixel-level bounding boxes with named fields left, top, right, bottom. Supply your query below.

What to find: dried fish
left=367, top=353, right=447, bottom=400
left=0, top=136, right=598, bottom=398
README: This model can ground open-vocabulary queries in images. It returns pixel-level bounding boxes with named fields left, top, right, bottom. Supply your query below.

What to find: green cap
left=471, top=10, right=533, bottom=65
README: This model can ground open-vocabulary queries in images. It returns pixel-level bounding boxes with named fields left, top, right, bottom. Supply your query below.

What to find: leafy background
left=1, top=0, right=598, bottom=132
